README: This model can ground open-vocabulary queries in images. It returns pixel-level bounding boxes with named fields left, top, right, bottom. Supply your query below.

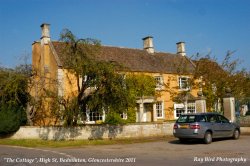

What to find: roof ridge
left=51, top=41, right=177, bottom=55
left=101, top=45, right=177, bottom=55
left=101, top=45, right=142, bottom=51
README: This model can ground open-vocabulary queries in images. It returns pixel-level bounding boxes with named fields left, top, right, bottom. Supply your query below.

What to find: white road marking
left=0, top=145, right=75, bottom=158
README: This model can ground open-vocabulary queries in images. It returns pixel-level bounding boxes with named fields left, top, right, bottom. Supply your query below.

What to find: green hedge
left=105, top=112, right=125, bottom=125
left=0, top=106, right=27, bottom=135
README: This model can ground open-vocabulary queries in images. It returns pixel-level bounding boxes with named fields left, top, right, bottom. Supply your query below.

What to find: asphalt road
left=0, top=136, right=250, bottom=166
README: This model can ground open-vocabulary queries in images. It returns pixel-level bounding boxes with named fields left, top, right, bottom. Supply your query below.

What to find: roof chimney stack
left=142, top=36, right=154, bottom=54
left=176, top=42, right=186, bottom=56
left=40, top=23, right=50, bottom=44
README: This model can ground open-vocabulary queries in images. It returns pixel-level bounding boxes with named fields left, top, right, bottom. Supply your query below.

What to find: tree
left=59, top=29, right=156, bottom=125
left=28, top=66, right=65, bottom=126
left=192, top=51, right=250, bottom=112
left=125, top=73, right=157, bottom=102
left=0, top=66, right=29, bottom=135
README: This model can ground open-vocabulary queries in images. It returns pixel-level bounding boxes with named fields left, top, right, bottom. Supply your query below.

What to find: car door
left=207, top=114, right=221, bottom=138
left=217, top=115, right=235, bottom=137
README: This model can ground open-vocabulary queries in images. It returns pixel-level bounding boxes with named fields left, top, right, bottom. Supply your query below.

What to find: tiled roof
left=51, top=41, right=195, bottom=74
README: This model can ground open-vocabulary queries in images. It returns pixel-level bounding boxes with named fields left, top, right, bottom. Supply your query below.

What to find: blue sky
left=0, top=0, right=250, bottom=70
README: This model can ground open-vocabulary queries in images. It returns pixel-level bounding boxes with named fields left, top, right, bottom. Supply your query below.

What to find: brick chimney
left=176, top=42, right=186, bottom=56
left=142, top=36, right=154, bottom=54
left=40, top=23, right=50, bottom=45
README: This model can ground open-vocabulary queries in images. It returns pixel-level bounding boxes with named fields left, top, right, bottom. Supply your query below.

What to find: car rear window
left=177, top=115, right=197, bottom=123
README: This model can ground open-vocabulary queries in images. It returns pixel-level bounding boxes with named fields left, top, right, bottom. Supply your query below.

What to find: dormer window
left=155, top=76, right=163, bottom=90
left=179, top=76, right=190, bottom=90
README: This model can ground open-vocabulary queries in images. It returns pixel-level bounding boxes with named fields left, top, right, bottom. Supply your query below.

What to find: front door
left=144, top=103, right=153, bottom=122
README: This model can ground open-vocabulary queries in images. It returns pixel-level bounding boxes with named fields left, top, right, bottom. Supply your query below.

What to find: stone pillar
left=223, top=88, right=236, bottom=122
left=139, top=103, right=144, bottom=122
left=195, top=91, right=207, bottom=113
left=86, top=109, right=90, bottom=122
left=153, top=103, right=157, bottom=122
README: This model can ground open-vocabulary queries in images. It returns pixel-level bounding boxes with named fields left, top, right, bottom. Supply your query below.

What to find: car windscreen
left=177, top=115, right=197, bottom=123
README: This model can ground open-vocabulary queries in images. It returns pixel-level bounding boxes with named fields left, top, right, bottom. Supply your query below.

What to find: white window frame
left=178, top=76, right=190, bottom=91
left=85, top=109, right=105, bottom=124
left=89, top=111, right=103, bottom=121
left=156, top=101, right=164, bottom=118
left=187, top=102, right=196, bottom=114
left=174, top=102, right=196, bottom=119
left=120, top=112, right=127, bottom=120
left=174, top=103, right=185, bottom=119
left=155, top=76, right=164, bottom=90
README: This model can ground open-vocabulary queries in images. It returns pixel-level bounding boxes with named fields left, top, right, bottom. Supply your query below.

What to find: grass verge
left=0, top=136, right=174, bottom=148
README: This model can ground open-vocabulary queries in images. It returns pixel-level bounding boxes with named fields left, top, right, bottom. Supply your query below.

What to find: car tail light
left=173, top=124, right=178, bottom=129
left=190, top=124, right=200, bottom=129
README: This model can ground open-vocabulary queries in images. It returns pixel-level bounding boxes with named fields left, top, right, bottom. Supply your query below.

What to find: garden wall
left=10, top=123, right=174, bottom=140
left=9, top=122, right=250, bottom=140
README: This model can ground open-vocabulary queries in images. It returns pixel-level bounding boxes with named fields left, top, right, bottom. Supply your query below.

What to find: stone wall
left=239, top=116, right=250, bottom=127
left=9, top=122, right=250, bottom=140
left=10, top=123, right=174, bottom=140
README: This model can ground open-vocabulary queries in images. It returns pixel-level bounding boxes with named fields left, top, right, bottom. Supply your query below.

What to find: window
left=120, top=112, right=127, bottom=120
left=89, top=111, right=103, bottom=121
left=174, top=103, right=185, bottom=119
left=174, top=102, right=196, bottom=119
left=217, top=115, right=229, bottom=123
left=187, top=102, right=196, bottom=113
left=177, top=115, right=197, bottom=123
left=198, top=115, right=207, bottom=122
left=179, top=76, right=190, bottom=90
left=207, top=115, right=217, bottom=123
left=176, top=108, right=185, bottom=118
left=155, top=76, right=163, bottom=89
left=156, top=102, right=163, bottom=118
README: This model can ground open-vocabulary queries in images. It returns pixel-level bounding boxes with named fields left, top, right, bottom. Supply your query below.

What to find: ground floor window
left=187, top=102, right=196, bottom=113
left=89, top=111, right=103, bottom=121
left=156, top=102, right=163, bottom=118
left=120, top=112, right=127, bottom=120
left=174, top=102, right=196, bottom=119
left=176, top=107, right=185, bottom=118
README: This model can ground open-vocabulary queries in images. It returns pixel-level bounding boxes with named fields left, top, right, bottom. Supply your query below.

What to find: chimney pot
left=142, top=36, right=154, bottom=54
left=176, top=42, right=186, bottom=56
left=40, top=23, right=50, bottom=44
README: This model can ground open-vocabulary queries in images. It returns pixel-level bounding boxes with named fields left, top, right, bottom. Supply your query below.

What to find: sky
left=0, top=0, right=250, bottom=70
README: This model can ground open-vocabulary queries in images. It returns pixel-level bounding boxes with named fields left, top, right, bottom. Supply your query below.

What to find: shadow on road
left=168, top=139, right=204, bottom=145
left=169, top=137, right=235, bottom=145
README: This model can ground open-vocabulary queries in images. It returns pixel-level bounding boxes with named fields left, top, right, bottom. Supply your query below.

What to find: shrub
left=0, top=105, right=27, bottom=135
left=105, top=112, right=125, bottom=125
left=124, top=107, right=136, bottom=123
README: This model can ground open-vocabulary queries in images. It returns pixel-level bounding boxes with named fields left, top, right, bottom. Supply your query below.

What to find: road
left=0, top=136, right=250, bottom=166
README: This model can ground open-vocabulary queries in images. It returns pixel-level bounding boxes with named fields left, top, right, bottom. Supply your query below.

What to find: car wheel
left=204, top=131, right=212, bottom=144
left=232, top=129, right=240, bottom=140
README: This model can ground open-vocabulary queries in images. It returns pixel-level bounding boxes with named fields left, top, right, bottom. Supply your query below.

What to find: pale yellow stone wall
left=62, top=69, right=79, bottom=99
left=31, top=42, right=60, bottom=125
left=123, top=72, right=198, bottom=120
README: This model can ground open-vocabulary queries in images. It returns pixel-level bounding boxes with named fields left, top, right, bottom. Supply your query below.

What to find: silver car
left=173, top=113, right=240, bottom=144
